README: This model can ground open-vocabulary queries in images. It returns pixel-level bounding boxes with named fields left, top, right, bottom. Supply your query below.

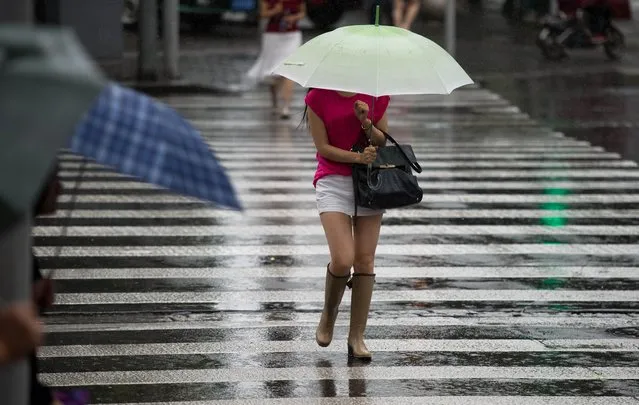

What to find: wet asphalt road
left=33, top=81, right=639, bottom=403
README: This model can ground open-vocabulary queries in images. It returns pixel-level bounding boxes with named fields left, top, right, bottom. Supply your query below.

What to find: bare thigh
left=320, top=212, right=355, bottom=277
left=353, top=215, right=383, bottom=274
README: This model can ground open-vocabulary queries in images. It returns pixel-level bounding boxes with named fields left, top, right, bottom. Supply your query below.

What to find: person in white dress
left=246, top=0, right=306, bottom=119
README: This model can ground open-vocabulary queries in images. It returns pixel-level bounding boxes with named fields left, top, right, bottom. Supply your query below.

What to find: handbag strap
left=379, top=130, right=423, bottom=173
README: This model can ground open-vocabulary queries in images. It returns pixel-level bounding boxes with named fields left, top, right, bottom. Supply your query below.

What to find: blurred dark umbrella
left=0, top=24, right=106, bottom=231
left=0, top=24, right=105, bottom=405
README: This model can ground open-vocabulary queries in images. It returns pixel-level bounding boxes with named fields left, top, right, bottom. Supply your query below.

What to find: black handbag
left=351, top=130, right=423, bottom=217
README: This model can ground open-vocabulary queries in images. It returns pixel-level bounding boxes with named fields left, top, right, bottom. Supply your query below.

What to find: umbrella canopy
left=272, top=9, right=473, bottom=97
left=70, top=83, right=243, bottom=211
left=0, top=24, right=106, bottom=231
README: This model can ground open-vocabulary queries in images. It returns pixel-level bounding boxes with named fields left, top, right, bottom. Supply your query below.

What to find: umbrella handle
left=366, top=164, right=382, bottom=190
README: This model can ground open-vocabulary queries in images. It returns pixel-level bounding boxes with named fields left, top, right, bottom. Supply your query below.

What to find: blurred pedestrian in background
left=246, top=0, right=306, bottom=119
left=393, top=0, right=421, bottom=30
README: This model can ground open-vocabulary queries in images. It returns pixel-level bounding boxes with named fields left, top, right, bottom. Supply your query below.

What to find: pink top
left=304, top=88, right=391, bottom=187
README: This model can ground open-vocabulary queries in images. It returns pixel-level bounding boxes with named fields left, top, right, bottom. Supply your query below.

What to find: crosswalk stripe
left=49, top=290, right=639, bottom=305
left=42, top=315, right=639, bottom=332
left=89, top=398, right=639, bottom=405
left=32, top=225, right=639, bottom=236
left=39, top=366, right=639, bottom=386
left=59, top=180, right=639, bottom=190
left=37, top=209, right=639, bottom=219
left=58, top=160, right=639, bottom=169
left=45, top=266, right=639, bottom=279
left=37, top=339, right=639, bottom=357
left=51, top=193, right=639, bottom=204
left=32, top=244, right=639, bottom=256
left=59, top=168, right=639, bottom=178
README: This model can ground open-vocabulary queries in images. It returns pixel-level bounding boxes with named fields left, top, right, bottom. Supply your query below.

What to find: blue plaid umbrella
left=70, top=82, right=242, bottom=211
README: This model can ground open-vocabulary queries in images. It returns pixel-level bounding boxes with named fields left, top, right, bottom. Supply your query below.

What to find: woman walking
left=393, top=0, right=421, bottom=30
left=304, top=88, right=390, bottom=361
left=246, top=0, right=306, bottom=119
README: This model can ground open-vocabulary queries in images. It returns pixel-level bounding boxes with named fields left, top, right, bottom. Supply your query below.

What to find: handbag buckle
left=379, top=164, right=396, bottom=168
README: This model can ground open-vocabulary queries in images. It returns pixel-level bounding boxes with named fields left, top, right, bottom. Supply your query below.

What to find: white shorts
left=316, top=175, right=385, bottom=217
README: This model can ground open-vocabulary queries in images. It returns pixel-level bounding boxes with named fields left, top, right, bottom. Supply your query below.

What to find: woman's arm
left=284, top=1, right=307, bottom=22
left=260, top=0, right=282, bottom=19
left=363, top=113, right=389, bottom=147
left=308, top=107, right=363, bottom=164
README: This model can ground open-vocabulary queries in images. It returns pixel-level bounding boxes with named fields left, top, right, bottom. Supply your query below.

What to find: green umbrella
left=0, top=24, right=106, bottom=231
left=272, top=6, right=473, bottom=97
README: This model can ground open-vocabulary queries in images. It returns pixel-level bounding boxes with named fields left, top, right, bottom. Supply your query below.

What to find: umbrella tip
left=375, top=5, right=380, bottom=26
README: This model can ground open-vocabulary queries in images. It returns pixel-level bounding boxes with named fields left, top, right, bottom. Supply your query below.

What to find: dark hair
left=298, top=88, right=313, bottom=129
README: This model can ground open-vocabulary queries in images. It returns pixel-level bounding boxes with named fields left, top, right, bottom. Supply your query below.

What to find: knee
left=330, top=253, right=354, bottom=277
left=353, top=255, right=375, bottom=274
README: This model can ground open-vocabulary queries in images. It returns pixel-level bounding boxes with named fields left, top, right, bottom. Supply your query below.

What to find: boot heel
left=347, top=343, right=372, bottom=361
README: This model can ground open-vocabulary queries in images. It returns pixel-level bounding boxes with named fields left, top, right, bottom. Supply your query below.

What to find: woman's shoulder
left=305, top=88, right=333, bottom=104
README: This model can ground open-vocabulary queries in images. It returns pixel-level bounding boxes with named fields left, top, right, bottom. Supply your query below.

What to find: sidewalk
left=108, top=7, right=639, bottom=94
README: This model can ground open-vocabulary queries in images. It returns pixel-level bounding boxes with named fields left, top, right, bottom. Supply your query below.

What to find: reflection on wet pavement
left=34, top=82, right=639, bottom=403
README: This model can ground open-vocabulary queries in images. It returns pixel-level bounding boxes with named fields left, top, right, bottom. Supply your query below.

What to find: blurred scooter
left=536, top=3, right=625, bottom=61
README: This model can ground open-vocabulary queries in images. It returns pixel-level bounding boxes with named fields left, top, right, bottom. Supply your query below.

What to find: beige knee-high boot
left=316, top=264, right=350, bottom=347
left=347, top=273, right=375, bottom=361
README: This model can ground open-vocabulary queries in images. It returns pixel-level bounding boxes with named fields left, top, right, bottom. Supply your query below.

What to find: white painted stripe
left=60, top=180, right=639, bottom=190
left=46, top=266, right=639, bottom=280
left=57, top=160, right=638, bottom=169
left=212, top=152, right=620, bottom=160
left=89, top=397, right=639, bottom=405
left=196, top=112, right=534, bottom=121
left=209, top=146, right=603, bottom=153
left=44, top=315, right=639, bottom=333
left=32, top=244, right=639, bottom=257
left=40, top=208, right=639, bottom=219
left=202, top=140, right=592, bottom=148
left=51, top=290, right=639, bottom=305
left=168, top=100, right=509, bottom=109
left=58, top=168, right=639, bottom=179
left=57, top=151, right=618, bottom=161
left=38, top=366, right=639, bottom=386
left=53, top=193, right=639, bottom=204
left=37, top=339, right=639, bottom=358
left=32, top=225, right=639, bottom=237
left=189, top=119, right=539, bottom=129
left=169, top=93, right=503, bottom=103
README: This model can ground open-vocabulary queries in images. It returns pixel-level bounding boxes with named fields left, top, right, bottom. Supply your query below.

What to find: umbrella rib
left=302, top=37, right=345, bottom=89
left=416, top=36, right=457, bottom=94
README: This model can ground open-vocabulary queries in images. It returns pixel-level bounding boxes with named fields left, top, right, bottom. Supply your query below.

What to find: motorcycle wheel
left=537, top=28, right=568, bottom=61
left=603, top=26, right=625, bottom=61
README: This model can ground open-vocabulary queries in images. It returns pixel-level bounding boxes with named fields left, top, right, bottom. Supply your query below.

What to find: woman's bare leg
left=316, top=212, right=355, bottom=347
left=348, top=214, right=383, bottom=360
left=269, top=79, right=279, bottom=110
left=279, top=76, right=295, bottom=119
left=393, top=0, right=406, bottom=26
left=401, top=0, right=421, bottom=30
